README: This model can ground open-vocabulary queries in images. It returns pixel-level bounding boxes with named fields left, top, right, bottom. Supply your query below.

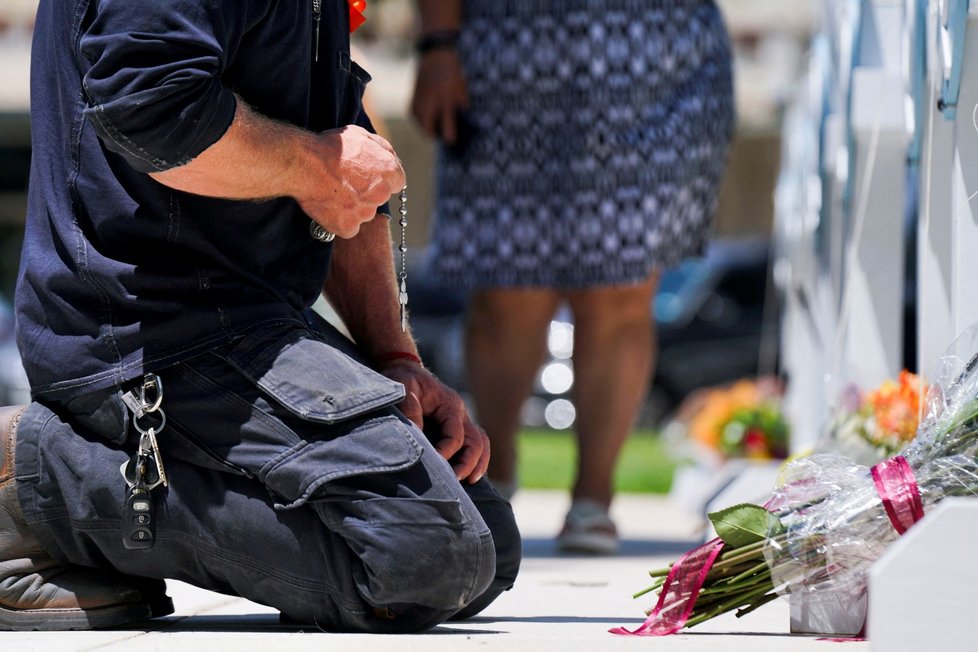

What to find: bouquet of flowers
left=613, top=328, right=978, bottom=637
left=818, top=370, right=927, bottom=465
left=672, top=377, right=789, bottom=463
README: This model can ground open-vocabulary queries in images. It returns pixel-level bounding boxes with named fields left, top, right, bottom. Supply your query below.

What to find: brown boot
left=0, top=405, right=173, bottom=630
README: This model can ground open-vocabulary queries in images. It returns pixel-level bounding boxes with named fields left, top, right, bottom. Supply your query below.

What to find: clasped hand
left=296, top=124, right=406, bottom=239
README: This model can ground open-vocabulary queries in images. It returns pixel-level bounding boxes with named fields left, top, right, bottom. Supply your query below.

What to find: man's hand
left=294, top=124, right=406, bottom=239
left=379, top=359, right=490, bottom=484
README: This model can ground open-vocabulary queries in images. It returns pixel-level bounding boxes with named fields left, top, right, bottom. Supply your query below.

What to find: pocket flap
left=226, top=324, right=405, bottom=424
left=261, top=415, right=424, bottom=509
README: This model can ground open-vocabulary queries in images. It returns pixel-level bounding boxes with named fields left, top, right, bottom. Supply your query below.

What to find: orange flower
left=865, top=370, right=924, bottom=442
left=686, top=379, right=787, bottom=459
left=689, top=382, right=754, bottom=448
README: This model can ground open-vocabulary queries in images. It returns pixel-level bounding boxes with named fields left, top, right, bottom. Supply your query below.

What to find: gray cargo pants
left=13, top=315, right=521, bottom=632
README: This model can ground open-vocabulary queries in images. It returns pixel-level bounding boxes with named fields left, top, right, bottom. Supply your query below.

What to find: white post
left=916, top=0, right=956, bottom=376
left=946, top=6, right=978, bottom=345
left=779, top=1, right=911, bottom=453
left=868, top=498, right=978, bottom=650
left=778, top=3, right=849, bottom=453
left=917, top=2, right=978, bottom=377
left=835, top=0, right=909, bottom=391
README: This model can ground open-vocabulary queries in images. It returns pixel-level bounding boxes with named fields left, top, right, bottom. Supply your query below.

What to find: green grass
left=517, top=428, right=675, bottom=494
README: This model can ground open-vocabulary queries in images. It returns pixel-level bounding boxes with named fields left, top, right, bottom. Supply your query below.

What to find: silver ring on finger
left=309, top=221, right=336, bottom=242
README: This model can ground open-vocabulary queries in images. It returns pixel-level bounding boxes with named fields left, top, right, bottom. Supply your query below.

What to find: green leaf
left=708, top=503, right=785, bottom=548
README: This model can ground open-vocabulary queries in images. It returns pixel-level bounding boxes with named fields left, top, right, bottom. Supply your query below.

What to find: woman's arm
left=411, top=1, right=468, bottom=144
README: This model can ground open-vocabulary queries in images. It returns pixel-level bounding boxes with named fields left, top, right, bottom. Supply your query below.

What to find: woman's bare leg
left=565, top=272, right=660, bottom=507
left=465, top=288, right=561, bottom=490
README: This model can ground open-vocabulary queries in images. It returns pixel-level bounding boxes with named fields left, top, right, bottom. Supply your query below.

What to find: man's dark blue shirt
left=17, top=0, right=377, bottom=399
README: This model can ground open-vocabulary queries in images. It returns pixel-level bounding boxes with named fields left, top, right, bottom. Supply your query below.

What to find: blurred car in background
left=408, top=235, right=780, bottom=429
left=0, top=294, right=30, bottom=406
left=648, top=236, right=779, bottom=423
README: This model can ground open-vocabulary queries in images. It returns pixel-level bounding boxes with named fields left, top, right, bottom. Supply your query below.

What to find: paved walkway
left=5, top=490, right=868, bottom=651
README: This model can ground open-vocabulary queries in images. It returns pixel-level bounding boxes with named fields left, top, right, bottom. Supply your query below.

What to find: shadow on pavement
left=473, top=615, right=647, bottom=625
left=125, top=614, right=507, bottom=636
left=521, top=537, right=699, bottom=558
left=106, top=613, right=301, bottom=633
left=140, top=614, right=509, bottom=636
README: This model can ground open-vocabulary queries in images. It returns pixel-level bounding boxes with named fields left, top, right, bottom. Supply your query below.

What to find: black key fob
left=123, top=485, right=155, bottom=550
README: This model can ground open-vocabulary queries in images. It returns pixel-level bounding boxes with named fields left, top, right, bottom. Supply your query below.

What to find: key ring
left=133, top=410, right=166, bottom=437
left=139, top=373, right=163, bottom=414
left=132, top=374, right=165, bottom=436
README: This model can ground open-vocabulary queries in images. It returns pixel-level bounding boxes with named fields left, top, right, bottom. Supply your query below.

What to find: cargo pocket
left=318, top=493, right=494, bottom=612
left=225, top=322, right=406, bottom=423
left=259, top=415, right=423, bottom=509
left=222, top=322, right=423, bottom=508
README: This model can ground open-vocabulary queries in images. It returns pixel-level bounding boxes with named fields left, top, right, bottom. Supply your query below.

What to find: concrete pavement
left=3, top=490, right=868, bottom=651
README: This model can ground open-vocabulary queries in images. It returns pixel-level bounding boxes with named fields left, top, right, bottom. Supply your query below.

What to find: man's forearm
left=149, top=98, right=312, bottom=201
left=148, top=98, right=404, bottom=238
left=324, top=215, right=419, bottom=361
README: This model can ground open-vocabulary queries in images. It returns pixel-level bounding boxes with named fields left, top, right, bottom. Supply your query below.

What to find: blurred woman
left=411, top=0, right=734, bottom=553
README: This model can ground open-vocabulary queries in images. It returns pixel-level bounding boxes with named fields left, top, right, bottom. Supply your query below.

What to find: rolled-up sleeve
left=80, top=0, right=250, bottom=173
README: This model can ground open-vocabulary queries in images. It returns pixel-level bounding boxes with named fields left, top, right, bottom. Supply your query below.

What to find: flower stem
left=700, top=568, right=771, bottom=596
left=734, top=590, right=780, bottom=619
left=723, top=560, right=771, bottom=586
left=685, top=584, right=778, bottom=629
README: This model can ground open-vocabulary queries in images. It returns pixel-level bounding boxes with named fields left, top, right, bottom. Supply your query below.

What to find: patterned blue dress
left=425, top=0, right=735, bottom=289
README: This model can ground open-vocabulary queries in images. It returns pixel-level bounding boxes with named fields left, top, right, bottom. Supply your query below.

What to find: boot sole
left=150, top=594, right=175, bottom=618
left=0, top=600, right=155, bottom=631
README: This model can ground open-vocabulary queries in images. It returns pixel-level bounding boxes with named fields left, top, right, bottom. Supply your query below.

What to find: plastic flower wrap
left=818, top=370, right=927, bottom=465
left=765, top=340, right=977, bottom=615
left=613, top=326, right=978, bottom=637
left=677, top=378, right=789, bottom=462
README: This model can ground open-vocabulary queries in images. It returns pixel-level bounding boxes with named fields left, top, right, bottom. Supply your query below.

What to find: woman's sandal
left=556, top=498, right=619, bottom=555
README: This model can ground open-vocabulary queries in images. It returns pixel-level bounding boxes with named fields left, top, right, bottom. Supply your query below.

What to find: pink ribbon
left=609, top=537, right=726, bottom=636
left=871, top=456, right=924, bottom=535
